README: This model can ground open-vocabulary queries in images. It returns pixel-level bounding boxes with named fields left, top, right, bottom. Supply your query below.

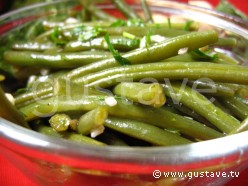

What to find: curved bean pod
left=163, top=83, right=240, bottom=133
left=104, top=117, right=192, bottom=146
left=19, top=95, right=223, bottom=140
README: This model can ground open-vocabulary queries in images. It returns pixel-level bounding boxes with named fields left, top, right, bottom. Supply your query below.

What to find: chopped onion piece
left=178, top=47, right=188, bottom=55
left=5, top=93, right=15, bottom=105
left=105, top=96, right=117, bottom=107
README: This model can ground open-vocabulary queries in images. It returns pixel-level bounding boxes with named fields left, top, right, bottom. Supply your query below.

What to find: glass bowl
left=0, top=0, right=248, bottom=185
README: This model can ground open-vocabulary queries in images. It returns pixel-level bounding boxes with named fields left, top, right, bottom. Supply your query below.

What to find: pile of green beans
left=1, top=0, right=248, bottom=147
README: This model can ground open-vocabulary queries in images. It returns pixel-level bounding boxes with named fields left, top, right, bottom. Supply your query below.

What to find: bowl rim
left=0, top=118, right=248, bottom=174
left=1, top=0, right=248, bottom=29
left=0, top=0, right=72, bottom=21
left=1, top=117, right=248, bottom=173
left=1, top=0, right=248, bottom=173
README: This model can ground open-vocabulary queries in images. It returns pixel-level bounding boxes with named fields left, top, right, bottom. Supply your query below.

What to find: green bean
left=42, top=21, right=112, bottom=31
left=229, top=117, right=248, bottom=135
left=14, top=72, right=72, bottom=107
left=81, top=6, right=92, bottom=22
left=235, top=86, right=248, bottom=98
left=166, top=98, right=214, bottom=128
left=84, top=3, right=117, bottom=22
left=35, top=22, right=108, bottom=42
left=162, top=104, right=181, bottom=114
left=141, top=0, right=153, bottom=23
left=4, top=51, right=112, bottom=68
left=113, top=82, right=166, bottom=107
left=77, top=107, right=108, bottom=137
left=41, top=20, right=197, bottom=34
left=42, top=21, right=69, bottom=30
left=40, top=21, right=197, bottom=44
left=49, top=113, right=71, bottom=132
left=64, top=132, right=105, bottom=146
left=68, top=30, right=218, bottom=80
left=33, top=124, right=105, bottom=146
left=19, top=95, right=223, bottom=140
left=104, top=117, right=191, bottom=146
left=211, top=98, right=231, bottom=114
left=64, top=36, right=140, bottom=52
left=218, top=83, right=245, bottom=92
left=16, top=93, right=54, bottom=109
left=106, top=26, right=189, bottom=38
left=12, top=42, right=55, bottom=52
left=214, top=52, right=240, bottom=65
left=163, top=53, right=195, bottom=62
left=62, top=26, right=190, bottom=41
left=15, top=86, right=53, bottom=108
left=146, top=22, right=199, bottom=31
left=33, top=123, right=63, bottom=137
left=54, top=78, right=107, bottom=97
left=0, top=87, right=29, bottom=128
left=163, top=83, right=240, bottom=133
left=80, top=62, right=248, bottom=87
left=15, top=71, right=70, bottom=106
left=216, top=84, right=248, bottom=100
left=164, top=49, right=231, bottom=63
left=213, top=37, right=237, bottom=47
left=15, top=76, right=107, bottom=108
left=15, top=60, right=247, bottom=108
left=24, top=20, right=44, bottom=40
left=188, top=80, right=235, bottom=97
left=220, top=96, right=248, bottom=120
left=110, top=0, right=140, bottom=19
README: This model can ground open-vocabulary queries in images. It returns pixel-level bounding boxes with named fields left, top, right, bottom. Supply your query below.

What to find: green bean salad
left=1, top=0, right=248, bottom=147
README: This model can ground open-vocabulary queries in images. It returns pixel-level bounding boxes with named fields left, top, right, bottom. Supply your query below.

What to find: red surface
left=1, top=0, right=248, bottom=186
